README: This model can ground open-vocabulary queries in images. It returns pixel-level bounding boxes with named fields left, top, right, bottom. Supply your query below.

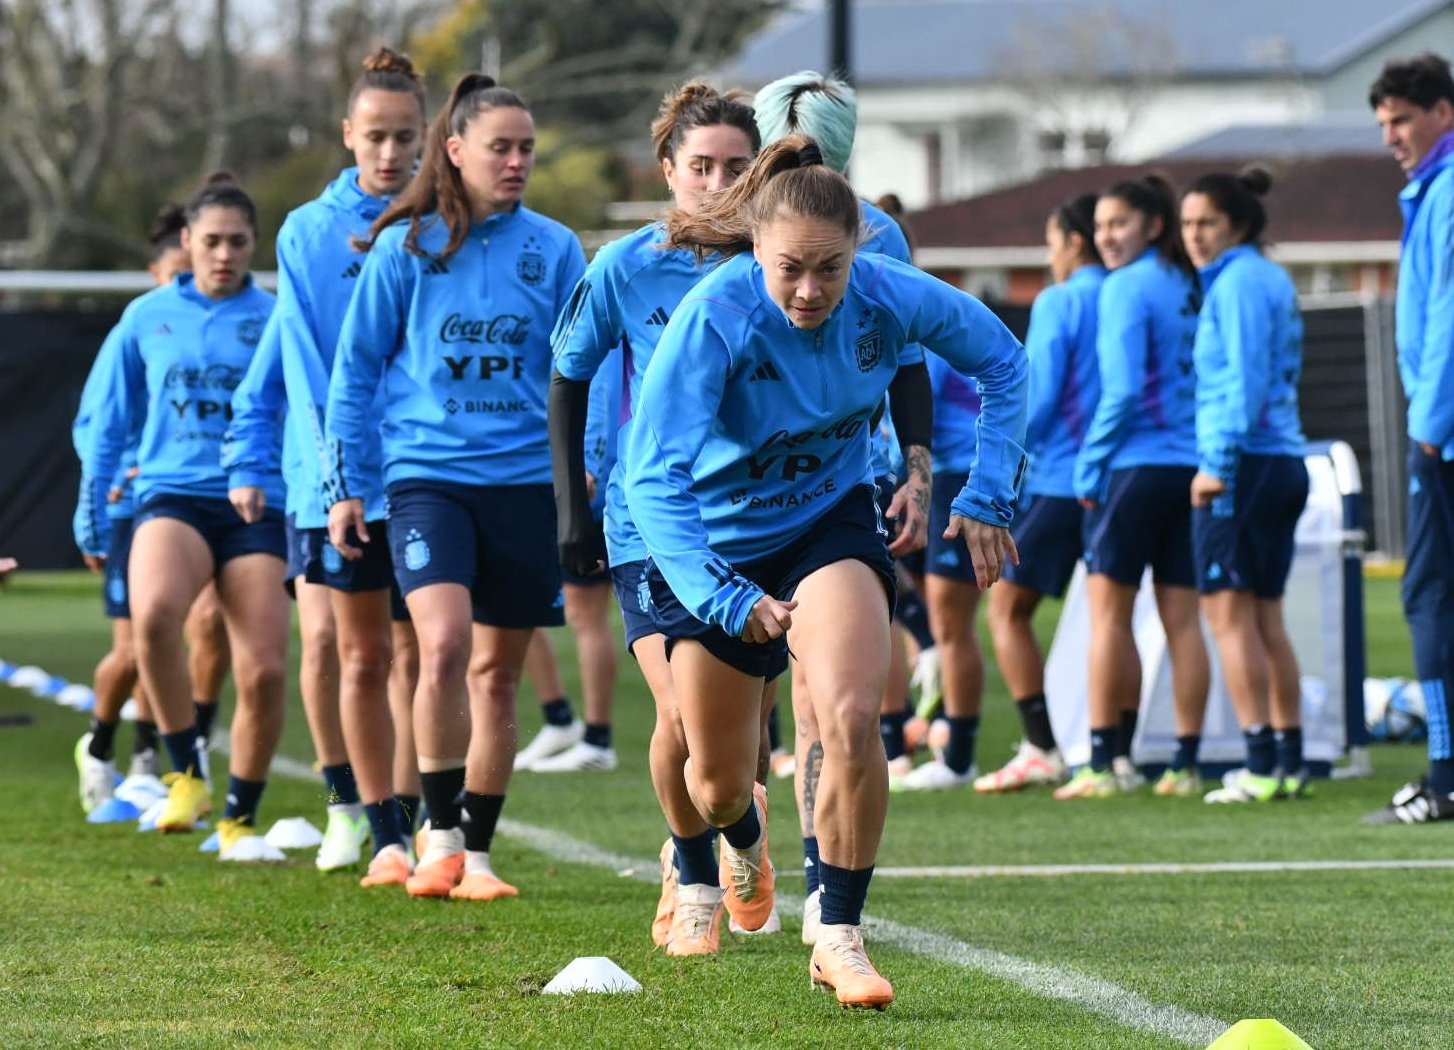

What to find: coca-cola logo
left=163, top=363, right=245, bottom=390
left=438, top=313, right=530, bottom=346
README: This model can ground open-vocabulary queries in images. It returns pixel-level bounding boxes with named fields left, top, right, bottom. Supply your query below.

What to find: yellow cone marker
left=1206, top=1019, right=1314, bottom=1050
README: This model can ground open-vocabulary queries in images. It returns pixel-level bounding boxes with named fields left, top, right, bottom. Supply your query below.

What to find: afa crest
left=237, top=317, right=263, bottom=348
left=518, top=236, right=546, bottom=286
left=855, top=330, right=883, bottom=373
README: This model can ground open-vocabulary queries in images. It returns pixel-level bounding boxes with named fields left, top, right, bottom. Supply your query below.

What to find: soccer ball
left=1364, top=677, right=1428, bottom=743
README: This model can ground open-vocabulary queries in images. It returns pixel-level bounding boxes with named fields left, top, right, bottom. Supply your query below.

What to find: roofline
left=0, top=271, right=280, bottom=293
left=1311, top=0, right=1449, bottom=75
left=917, top=241, right=1401, bottom=269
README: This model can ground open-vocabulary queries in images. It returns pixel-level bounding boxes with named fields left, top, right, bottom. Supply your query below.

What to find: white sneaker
left=890, top=758, right=975, bottom=793
left=769, top=748, right=796, bottom=779
left=528, top=741, right=617, bottom=773
left=127, top=748, right=159, bottom=779
left=1112, top=756, right=1145, bottom=792
left=910, top=647, right=942, bottom=719
left=76, top=734, right=116, bottom=814
left=801, top=888, right=823, bottom=945
left=1331, top=746, right=1374, bottom=780
left=974, top=741, right=1068, bottom=793
left=514, top=719, right=585, bottom=771
left=315, top=804, right=368, bottom=871
left=885, top=754, right=913, bottom=779
left=730, top=900, right=783, bottom=935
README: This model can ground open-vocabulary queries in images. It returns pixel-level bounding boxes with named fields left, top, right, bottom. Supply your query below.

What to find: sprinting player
left=1365, top=54, right=1454, bottom=824
left=979, top=195, right=1105, bottom=793
left=1177, top=169, right=1311, bottom=803
left=550, top=81, right=764, bottom=954
left=625, top=135, right=1026, bottom=1007
left=73, top=204, right=191, bottom=812
left=76, top=173, right=289, bottom=860
left=1058, top=174, right=1209, bottom=800
left=327, top=74, right=585, bottom=899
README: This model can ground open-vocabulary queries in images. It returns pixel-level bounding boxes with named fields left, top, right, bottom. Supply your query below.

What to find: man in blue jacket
left=1367, top=54, right=1454, bottom=824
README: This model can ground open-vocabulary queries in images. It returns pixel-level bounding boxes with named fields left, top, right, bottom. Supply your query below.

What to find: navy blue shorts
left=386, top=480, right=564, bottom=629
left=610, top=559, right=659, bottom=651
left=1193, top=454, right=1309, bottom=598
left=135, top=494, right=286, bottom=569
left=925, top=470, right=976, bottom=581
left=103, top=516, right=135, bottom=619
left=1002, top=494, right=1084, bottom=598
left=284, top=514, right=310, bottom=581
left=1082, top=466, right=1197, bottom=589
left=645, top=485, right=895, bottom=679
left=303, top=521, right=411, bottom=621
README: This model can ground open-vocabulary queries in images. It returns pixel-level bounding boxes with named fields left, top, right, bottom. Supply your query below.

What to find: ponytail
left=1102, top=173, right=1194, bottom=279
left=1051, top=193, right=1102, bottom=267
left=1181, top=165, right=1273, bottom=247
left=347, top=46, right=426, bottom=115
left=651, top=81, right=760, bottom=163
left=183, top=171, right=257, bottom=235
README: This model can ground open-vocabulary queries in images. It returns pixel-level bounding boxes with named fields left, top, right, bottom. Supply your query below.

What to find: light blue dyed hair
left=752, top=71, right=857, bottom=174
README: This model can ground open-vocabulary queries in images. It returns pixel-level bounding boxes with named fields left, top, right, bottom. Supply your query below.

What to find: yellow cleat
left=156, top=772, right=212, bottom=832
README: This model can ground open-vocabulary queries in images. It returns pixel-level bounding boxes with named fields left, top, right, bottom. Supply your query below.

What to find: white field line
left=868, top=859, right=1454, bottom=878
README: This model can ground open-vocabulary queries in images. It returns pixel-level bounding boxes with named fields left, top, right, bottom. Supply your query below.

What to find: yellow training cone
left=1206, top=1019, right=1313, bottom=1050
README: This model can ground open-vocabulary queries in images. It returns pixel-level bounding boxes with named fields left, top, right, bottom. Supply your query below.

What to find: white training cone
left=119, top=698, right=139, bottom=721
left=264, top=817, right=323, bottom=850
left=6, top=665, right=47, bottom=691
left=57, top=684, right=96, bottom=711
left=542, top=957, right=642, bottom=995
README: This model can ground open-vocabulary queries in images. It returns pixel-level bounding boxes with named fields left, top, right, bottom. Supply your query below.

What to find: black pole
left=830, top=0, right=852, bottom=85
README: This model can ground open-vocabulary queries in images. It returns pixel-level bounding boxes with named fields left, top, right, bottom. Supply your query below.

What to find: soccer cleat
left=1112, top=756, right=1146, bottom=791
left=316, top=804, right=369, bottom=871
left=76, top=734, right=117, bottom=814
left=217, top=817, right=286, bottom=862
left=902, top=715, right=931, bottom=754
left=1278, top=768, right=1314, bottom=799
left=810, top=924, right=894, bottom=1009
left=800, top=888, right=823, bottom=946
left=513, top=719, right=585, bottom=771
left=651, top=839, right=678, bottom=948
left=665, top=882, right=724, bottom=956
left=450, top=871, right=519, bottom=901
left=769, top=749, right=796, bottom=780
left=1205, top=769, right=1281, bottom=804
left=885, top=754, right=913, bottom=780
left=528, top=741, right=618, bottom=773
left=974, top=741, right=1068, bottom=793
left=1053, top=767, right=1118, bottom=800
left=730, top=901, right=782, bottom=935
left=1362, top=781, right=1454, bottom=825
left=910, top=646, right=942, bottom=720
left=127, top=747, right=160, bottom=780
left=360, top=844, right=413, bottom=888
left=406, top=826, right=466, bottom=896
left=1153, top=768, right=1203, bottom=797
left=155, top=771, right=212, bottom=832
left=718, top=783, right=775, bottom=932
left=890, top=758, right=975, bottom=793
left=1330, top=745, right=1374, bottom=780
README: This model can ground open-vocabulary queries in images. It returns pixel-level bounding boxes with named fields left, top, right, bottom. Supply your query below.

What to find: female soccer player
left=979, top=195, right=1106, bottom=793
left=327, top=73, right=585, bottom=900
left=226, top=47, right=429, bottom=880
left=551, top=81, right=763, bottom=953
left=73, top=203, right=191, bottom=813
left=77, top=173, right=289, bottom=860
left=1179, top=168, right=1310, bottom=803
left=1058, top=174, right=1210, bottom=800
left=624, top=134, right=1026, bottom=1007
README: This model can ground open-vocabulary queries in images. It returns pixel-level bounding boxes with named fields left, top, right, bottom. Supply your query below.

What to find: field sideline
left=2, top=571, right=1452, bottom=1049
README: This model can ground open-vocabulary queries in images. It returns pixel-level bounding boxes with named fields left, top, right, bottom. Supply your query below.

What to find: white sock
left=465, top=850, right=497, bottom=877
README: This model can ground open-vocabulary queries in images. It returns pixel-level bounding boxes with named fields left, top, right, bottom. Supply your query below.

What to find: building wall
left=1319, top=9, right=1454, bottom=111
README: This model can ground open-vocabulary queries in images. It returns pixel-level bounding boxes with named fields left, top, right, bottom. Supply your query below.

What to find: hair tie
left=797, top=142, right=824, bottom=168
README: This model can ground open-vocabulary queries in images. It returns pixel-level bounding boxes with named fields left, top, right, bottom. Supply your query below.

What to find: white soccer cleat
left=890, top=758, right=975, bottom=793
left=315, top=804, right=369, bottom=871
left=910, top=646, right=943, bottom=719
left=1331, top=746, right=1374, bottom=780
left=76, top=734, right=117, bottom=814
left=729, top=900, right=783, bottom=936
left=127, top=748, right=160, bottom=780
left=513, top=719, right=585, bottom=771
left=973, top=741, right=1068, bottom=793
left=801, top=888, right=823, bottom=946
left=528, top=741, right=617, bottom=773
left=885, top=754, right=913, bottom=780
left=1112, top=756, right=1146, bottom=792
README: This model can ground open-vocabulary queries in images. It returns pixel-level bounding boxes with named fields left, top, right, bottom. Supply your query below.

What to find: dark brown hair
left=347, top=46, right=426, bottom=116
left=1051, top=193, right=1102, bottom=266
left=1182, top=166, right=1273, bottom=247
left=1101, top=173, right=1194, bottom=279
left=650, top=81, right=760, bottom=164
left=1369, top=53, right=1454, bottom=110
left=147, top=202, right=187, bottom=257
left=183, top=171, right=257, bottom=235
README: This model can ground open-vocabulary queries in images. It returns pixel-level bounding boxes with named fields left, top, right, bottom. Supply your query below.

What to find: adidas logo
left=749, top=361, right=782, bottom=382
left=423, top=259, right=450, bottom=276
left=644, top=306, right=670, bottom=326
left=155, top=323, right=172, bottom=335
left=340, top=260, right=362, bottom=279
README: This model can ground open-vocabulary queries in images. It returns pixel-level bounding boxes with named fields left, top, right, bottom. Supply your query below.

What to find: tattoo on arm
left=801, top=741, right=824, bottom=836
left=906, top=445, right=931, bottom=517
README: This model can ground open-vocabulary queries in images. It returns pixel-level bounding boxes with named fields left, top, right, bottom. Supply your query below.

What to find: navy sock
left=541, top=697, right=574, bottom=727
left=1015, top=693, right=1057, bottom=752
left=943, top=715, right=980, bottom=775
left=395, top=794, right=421, bottom=833
left=672, top=829, right=719, bottom=886
left=897, top=592, right=934, bottom=650
left=583, top=722, right=612, bottom=749
left=223, top=775, right=266, bottom=824
left=766, top=703, right=782, bottom=752
left=132, top=719, right=159, bottom=755
left=162, top=727, right=201, bottom=775
left=1274, top=727, right=1304, bottom=774
left=1117, top=709, right=1139, bottom=759
left=718, top=797, right=762, bottom=850
left=419, top=768, right=465, bottom=830
left=88, top=718, right=119, bottom=761
left=1245, top=725, right=1276, bottom=775
left=193, top=700, right=219, bottom=742
left=818, top=862, right=875, bottom=927
left=365, top=799, right=404, bottom=854
left=321, top=763, right=360, bottom=806
left=1089, top=725, right=1118, bottom=772
left=880, top=709, right=909, bottom=760
left=462, top=792, right=505, bottom=853
left=1171, top=735, right=1201, bottom=773
left=803, top=836, right=821, bottom=895
left=1430, top=759, right=1454, bottom=797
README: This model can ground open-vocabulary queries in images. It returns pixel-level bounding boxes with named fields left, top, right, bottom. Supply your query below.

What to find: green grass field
left=2, top=571, right=1451, bottom=1049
